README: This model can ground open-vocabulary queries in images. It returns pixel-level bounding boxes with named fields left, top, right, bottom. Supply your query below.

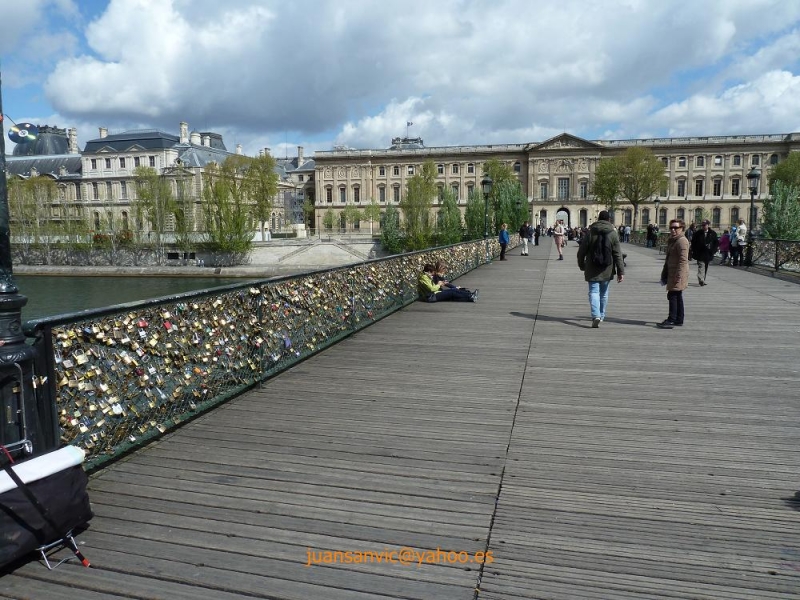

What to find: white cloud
left=652, top=70, right=800, bottom=136
left=3, top=0, right=800, bottom=155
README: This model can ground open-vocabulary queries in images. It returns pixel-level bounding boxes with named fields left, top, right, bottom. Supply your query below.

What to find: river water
left=14, top=275, right=248, bottom=321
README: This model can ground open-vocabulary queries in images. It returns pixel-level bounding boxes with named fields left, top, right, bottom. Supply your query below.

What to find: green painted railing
left=23, top=237, right=512, bottom=470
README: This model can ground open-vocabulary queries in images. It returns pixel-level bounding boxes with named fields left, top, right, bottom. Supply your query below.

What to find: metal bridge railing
left=22, top=237, right=509, bottom=470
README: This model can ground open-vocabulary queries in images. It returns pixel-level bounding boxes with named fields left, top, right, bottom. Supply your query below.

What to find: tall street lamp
left=654, top=199, right=660, bottom=228
left=481, top=174, right=493, bottom=259
left=745, top=166, right=760, bottom=267
left=0, top=67, right=49, bottom=456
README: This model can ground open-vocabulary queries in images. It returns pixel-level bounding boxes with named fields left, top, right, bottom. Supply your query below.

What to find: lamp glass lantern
left=481, top=174, right=493, bottom=241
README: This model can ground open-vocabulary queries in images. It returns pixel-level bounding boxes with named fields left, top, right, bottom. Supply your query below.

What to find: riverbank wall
left=15, top=238, right=384, bottom=278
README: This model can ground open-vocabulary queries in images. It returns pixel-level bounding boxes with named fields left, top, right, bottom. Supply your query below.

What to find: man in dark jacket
left=577, top=211, right=625, bottom=328
left=689, top=219, right=719, bottom=286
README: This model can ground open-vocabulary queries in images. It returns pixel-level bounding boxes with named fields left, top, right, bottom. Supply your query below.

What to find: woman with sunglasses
left=657, top=219, right=690, bottom=329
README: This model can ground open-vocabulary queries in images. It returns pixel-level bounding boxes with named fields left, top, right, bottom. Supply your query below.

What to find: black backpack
left=592, top=230, right=614, bottom=268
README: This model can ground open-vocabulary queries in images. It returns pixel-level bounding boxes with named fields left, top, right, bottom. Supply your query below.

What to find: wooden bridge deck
left=3, top=239, right=800, bottom=600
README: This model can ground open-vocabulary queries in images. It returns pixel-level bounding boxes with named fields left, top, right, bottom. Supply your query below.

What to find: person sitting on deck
left=418, top=264, right=478, bottom=302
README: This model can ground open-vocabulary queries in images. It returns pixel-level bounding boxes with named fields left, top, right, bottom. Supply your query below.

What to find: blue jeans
left=588, top=280, right=611, bottom=319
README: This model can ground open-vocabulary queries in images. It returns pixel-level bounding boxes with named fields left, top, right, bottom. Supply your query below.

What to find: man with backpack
left=577, top=210, right=625, bottom=328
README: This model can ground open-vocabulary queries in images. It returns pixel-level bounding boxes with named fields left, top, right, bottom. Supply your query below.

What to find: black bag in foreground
left=0, top=446, right=93, bottom=570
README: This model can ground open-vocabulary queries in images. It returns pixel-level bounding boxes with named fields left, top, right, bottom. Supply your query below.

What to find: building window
left=326, top=187, right=333, bottom=203
left=451, top=164, right=459, bottom=174
left=339, top=187, right=346, bottom=203
left=451, top=183, right=459, bottom=200
left=407, top=165, right=415, bottom=175
left=677, top=208, right=685, bottom=221
left=437, top=185, right=444, bottom=203
left=122, top=211, right=129, bottom=230
left=624, top=209, right=632, bottom=226
left=579, top=181, right=588, bottom=199
left=467, top=163, right=474, bottom=174
left=712, top=207, right=721, bottom=228
left=658, top=208, right=667, bottom=227
left=466, top=183, right=474, bottom=199
left=770, top=154, right=778, bottom=165
left=642, top=208, right=650, bottom=225
left=353, top=186, right=360, bottom=203
left=393, top=166, right=400, bottom=176
left=751, top=155, right=760, bottom=166
left=91, top=159, right=97, bottom=170
left=539, top=182, right=548, bottom=199
left=105, top=158, right=112, bottom=169
left=393, top=185, right=400, bottom=202
left=733, top=155, right=741, bottom=166
left=677, top=179, right=686, bottom=197
left=437, top=164, right=444, bottom=174
left=557, top=177, right=569, bottom=200
left=694, top=208, right=703, bottom=224
left=513, top=161, right=521, bottom=173
left=580, top=209, right=588, bottom=228
left=695, top=179, right=704, bottom=196
left=93, top=212, right=101, bottom=229
left=379, top=186, right=386, bottom=203
left=731, top=207, right=739, bottom=223
left=731, top=178, right=740, bottom=196
left=714, top=155, right=723, bottom=166
left=713, top=179, right=721, bottom=196
left=119, top=157, right=126, bottom=168
left=149, top=156, right=156, bottom=167
left=379, top=166, right=385, bottom=176
left=662, top=157, right=669, bottom=167
left=134, top=157, right=141, bottom=168
left=121, top=181, right=128, bottom=198
left=106, top=182, right=113, bottom=200
left=298, top=174, right=304, bottom=182
left=660, top=184, right=668, bottom=197
left=678, top=157, right=686, bottom=168
left=696, top=156, right=705, bottom=167
left=92, top=182, right=99, bottom=200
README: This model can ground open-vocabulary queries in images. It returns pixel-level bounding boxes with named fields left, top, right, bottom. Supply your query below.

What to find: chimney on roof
left=99, top=127, right=108, bottom=138
left=68, top=128, right=78, bottom=153
left=297, top=146, right=304, bottom=165
left=202, top=135, right=210, bottom=147
left=236, top=144, right=243, bottom=155
left=190, top=131, right=201, bottom=145
left=180, top=121, right=189, bottom=144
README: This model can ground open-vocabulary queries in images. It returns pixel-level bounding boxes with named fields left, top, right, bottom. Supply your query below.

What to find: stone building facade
left=313, top=132, right=800, bottom=232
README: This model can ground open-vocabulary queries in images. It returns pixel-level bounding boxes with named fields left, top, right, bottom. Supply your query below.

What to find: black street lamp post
left=0, top=68, right=53, bottom=457
left=481, top=174, right=493, bottom=259
left=745, top=166, right=760, bottom=267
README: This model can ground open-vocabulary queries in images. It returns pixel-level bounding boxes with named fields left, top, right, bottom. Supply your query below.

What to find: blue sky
left=3, top=0, right=800, bottom=157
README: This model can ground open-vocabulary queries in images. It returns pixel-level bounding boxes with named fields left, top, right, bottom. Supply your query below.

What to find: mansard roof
left=6, top=154, right=82, bottom=180
left=173, top=143, right=234, bottom=168
left=83, top=130, right=180, bottom=153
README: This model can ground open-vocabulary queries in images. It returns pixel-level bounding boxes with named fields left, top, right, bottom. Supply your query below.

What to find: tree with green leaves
left=8, top=176, right=58, bottom=263
left=482, top=159, right=519, bottom=234
left=400, top=161, right=436, bottom=250
left=362, top=198, right=382, bottom=236
left=302, top=198, right=316, bottom=231
left=342, top=201, right=363, bottom=232
left=761, top=181, right=800, bottom=240
left=200, top=157, right=254, bottom=262
left=173, top=174, right=195, bottom=251
left=322, top=207, right=335, bottom=230
left=380, top=204, right=403, bottom=254
left=464, top=188, right=486, bottom=240
left=133, top=166, right=175, bottom=263
left=768, top=152, right=800, bottom=189
left=436, top=188, right=463, bottom=245
left=245, top=153, right=279, bottom=241
left=592, top=147, right=667, bottom=231
left=493, top=179, right=527, bottom=232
